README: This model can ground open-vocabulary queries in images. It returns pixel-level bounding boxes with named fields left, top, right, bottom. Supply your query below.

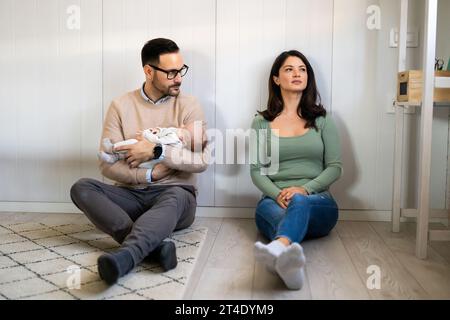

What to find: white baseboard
left=0, top=201, right=400, bottom=222
left=197, top=207, right=396, bottom=221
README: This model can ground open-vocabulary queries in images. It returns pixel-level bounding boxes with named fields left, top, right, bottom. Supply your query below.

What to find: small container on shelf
left=397, top=70, right=450, bottom=103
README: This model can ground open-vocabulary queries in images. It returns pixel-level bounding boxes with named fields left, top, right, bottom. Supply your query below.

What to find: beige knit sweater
left=99, top=88, right=209, bottom=191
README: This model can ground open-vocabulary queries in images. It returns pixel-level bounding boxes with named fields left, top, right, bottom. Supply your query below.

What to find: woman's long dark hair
left=259, top=50, right=326, bottom=130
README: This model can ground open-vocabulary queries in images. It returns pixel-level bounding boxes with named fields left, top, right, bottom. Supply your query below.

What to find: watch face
left=154, top=146, right=163, bottom=159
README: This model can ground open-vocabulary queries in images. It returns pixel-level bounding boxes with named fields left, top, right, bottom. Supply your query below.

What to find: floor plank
left=428, top=223, right=450, bottom=265
left=430, top=241, right=450, bottom=265
left=336, top=221, right=429, bottom=299
left=183, top=217, right=223, bottom=299
left=370, top=222, right=450, bottom=299
left=192, top=218, right=257, bottom=299
left=192, top=267, right=255, bottom=300
left=302, top=228, right=371, bottom=299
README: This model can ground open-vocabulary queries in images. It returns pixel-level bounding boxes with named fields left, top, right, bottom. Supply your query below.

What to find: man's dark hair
left=141, top=38, right=179, bottom=67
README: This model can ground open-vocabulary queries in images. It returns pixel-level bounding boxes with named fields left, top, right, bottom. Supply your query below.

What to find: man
left=70, top=38, right=209, bottom=285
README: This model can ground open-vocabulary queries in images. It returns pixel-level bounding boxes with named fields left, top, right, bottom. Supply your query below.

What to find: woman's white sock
left=254, top=240, right=286, bottom=274
left=275, top=242, right=306, bottom=290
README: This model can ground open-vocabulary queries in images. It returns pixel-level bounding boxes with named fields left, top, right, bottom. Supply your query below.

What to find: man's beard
left=167, top=84, right=181, bottom=96
left=152, top=79, right=181, bottom=97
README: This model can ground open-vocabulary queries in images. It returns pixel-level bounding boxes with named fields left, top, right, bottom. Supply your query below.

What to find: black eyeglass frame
left=148, top=64, right=189, bottom=80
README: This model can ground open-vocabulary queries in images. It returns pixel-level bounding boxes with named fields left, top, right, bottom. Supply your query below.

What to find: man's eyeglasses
left=148, top=64, right=189, bottom=80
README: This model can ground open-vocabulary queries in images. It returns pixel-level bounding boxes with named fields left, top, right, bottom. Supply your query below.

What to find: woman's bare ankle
left=276, top=237, right=291, bottom=247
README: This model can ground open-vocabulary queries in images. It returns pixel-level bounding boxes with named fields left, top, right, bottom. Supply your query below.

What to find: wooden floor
left=1, top=212, right=449, bottom=299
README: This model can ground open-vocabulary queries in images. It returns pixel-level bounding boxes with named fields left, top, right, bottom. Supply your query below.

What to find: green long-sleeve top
left=250, top=113, right=342, bottom=200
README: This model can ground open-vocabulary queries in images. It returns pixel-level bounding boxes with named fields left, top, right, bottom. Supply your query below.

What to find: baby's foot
left=98, top=151, right=119, bottom=164
left=102, top=138, right=114, bottom=153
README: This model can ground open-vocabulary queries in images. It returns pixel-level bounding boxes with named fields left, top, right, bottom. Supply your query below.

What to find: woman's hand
left=151, top=163, right=176, bottom=181
left=278, top=187, right=309, bottom=205
left=276, top=193, right=288, bottom=209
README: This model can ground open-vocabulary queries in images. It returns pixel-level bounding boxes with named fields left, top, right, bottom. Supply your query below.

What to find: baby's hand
left=177, top=126, right=186, bottom=142
left=136, top=130, right=144, bottom=138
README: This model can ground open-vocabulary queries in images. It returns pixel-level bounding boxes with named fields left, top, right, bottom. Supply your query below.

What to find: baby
left=99, top=127, right=186, bottom=169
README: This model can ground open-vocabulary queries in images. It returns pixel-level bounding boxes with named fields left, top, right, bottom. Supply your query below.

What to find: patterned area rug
left=0, top=221, right=207, bottom=300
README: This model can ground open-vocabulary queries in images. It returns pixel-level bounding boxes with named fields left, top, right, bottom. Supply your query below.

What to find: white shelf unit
left=392, top=0, right=450, bottom=258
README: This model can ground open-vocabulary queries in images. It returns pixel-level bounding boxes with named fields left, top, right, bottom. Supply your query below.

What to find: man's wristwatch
left=153, top=144, right=163, bottom=160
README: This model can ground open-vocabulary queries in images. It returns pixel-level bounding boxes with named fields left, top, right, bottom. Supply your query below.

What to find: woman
left=250, top=50, right=342, bottom=290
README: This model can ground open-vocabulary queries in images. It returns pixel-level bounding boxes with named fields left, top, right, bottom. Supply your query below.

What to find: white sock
left=275, top=242, right=306, bottom=290
left=254, top=240, right=287, bottom=274
left=98, top=151, right=119, bottom=164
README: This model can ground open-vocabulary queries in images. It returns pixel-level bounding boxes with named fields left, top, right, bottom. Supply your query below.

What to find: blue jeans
left=255, top=191, right=339, bottom=243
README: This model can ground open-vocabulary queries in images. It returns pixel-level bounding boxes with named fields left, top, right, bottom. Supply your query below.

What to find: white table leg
left=416, top=0, right=438, bottom=259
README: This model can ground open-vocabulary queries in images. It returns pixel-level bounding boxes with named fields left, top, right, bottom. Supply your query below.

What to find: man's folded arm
left=99, top=161, right=148, bottom=185
left=99, top=101, right=148, bottom=185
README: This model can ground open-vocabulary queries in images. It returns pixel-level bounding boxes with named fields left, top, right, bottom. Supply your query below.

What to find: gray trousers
left=70, top=178, right=197, bottom=265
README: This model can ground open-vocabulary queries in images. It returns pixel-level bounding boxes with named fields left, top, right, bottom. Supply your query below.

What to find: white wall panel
left=286, top=0, right=334, bottom=109
left=0, top=0, right=102, bottom=202
left=0, top=0, right=16, bottom=201
left=331, top=0, right=382, bottom=210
